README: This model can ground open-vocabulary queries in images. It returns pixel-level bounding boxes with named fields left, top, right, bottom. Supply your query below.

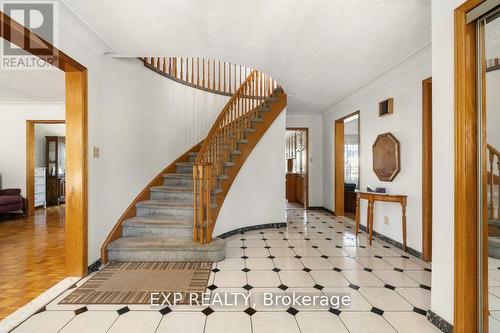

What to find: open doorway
left=285, top=128, right=308, bottom=209
left=0, top=11, right=87, bottom=320
left=26, top=120, right=66, bottom=216
left=334, top=111, right=360, bottom=218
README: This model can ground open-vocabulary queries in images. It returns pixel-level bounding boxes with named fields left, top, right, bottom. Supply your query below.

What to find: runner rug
left=59, top=262, right=211, bottom=304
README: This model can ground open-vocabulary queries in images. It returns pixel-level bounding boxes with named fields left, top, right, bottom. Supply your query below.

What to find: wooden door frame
left=286, top=127, right=309, bottom=209
left=1, top=11, right=88, bottom=277
left=334, top=111, right=360, bottom=217
left=26, top=120, right=65, bottom=216
left=422, top=77, right=433, bottom=262
left=454, top=0, right=488, bottom=331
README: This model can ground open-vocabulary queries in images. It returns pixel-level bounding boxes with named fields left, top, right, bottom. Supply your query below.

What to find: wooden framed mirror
left=372, top=132, right=401, bottom=182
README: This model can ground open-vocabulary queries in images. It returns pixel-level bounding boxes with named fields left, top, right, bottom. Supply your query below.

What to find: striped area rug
left=60, top=262, right=211, bottom=304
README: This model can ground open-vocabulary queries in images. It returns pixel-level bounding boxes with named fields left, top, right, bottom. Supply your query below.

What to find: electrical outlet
left=384, top=216, right=390, bottom=225
left=93, top=147, right=100, bottom=158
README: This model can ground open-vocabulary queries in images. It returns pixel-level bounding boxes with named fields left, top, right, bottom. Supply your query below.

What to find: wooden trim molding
left=65, top=70, right=88, bottom=277
left=422, top=77, right=433, bottom=262
left=100, top=143, right=203, bottom=264
left=286, top=127, right=309, bottom=209
left=26, top=120, right=65, bottom=216
left=1, top=11, right=88, bottom=277
left=334, top=121, right=345, bottom=217
left=454, top=1, right=484, bottom=331
left=334, top=111, right=360, bottom=217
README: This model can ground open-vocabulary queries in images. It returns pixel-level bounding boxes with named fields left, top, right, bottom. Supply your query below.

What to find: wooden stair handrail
left=192, top=69, right=280, bottom=244
left=195, top=70, right=258, bottom=161
left=488, top=144, right=500, bottom=157
left=487, top=144, right=500, bottom=220
left=142, top=57, right=258, bottom=97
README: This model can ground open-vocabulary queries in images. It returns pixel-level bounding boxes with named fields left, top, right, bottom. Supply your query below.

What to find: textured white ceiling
left=62, top=0, right=431, bottom=113
left=0, top=69, right=65, bottom=103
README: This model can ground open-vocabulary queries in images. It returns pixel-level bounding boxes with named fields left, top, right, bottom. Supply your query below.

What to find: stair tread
left=188, top=152, right=199, bottom=156
left=136, top=200, right=193, bottom=208
left=176, top=162, right=194, bottom=166
left=108, top=237, right=225, bottom=251
left=123, top=216, right=192, bottom=228
left=163, top=173, right=193, bottom=178
left=150, top=185, right=193, bottom=192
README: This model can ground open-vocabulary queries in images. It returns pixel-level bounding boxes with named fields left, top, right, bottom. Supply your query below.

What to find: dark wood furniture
left=355, top=191, right=408, bottom=251
left=45, top=136, right=65, bottom=206
left=344, top=183, right=357, bottom=214
left=286, top=173, right=297, bottom=202
left=286, top=173, right=306, bottom=205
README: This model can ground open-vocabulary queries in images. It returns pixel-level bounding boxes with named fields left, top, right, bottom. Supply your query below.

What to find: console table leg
left=368, top=199, right=374, bottom=245
left=402, top=202, right=407, bottom=252
left=355, top=195, right=360, bottom=238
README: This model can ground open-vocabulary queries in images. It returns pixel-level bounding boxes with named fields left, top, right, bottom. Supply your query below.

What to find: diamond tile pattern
left=18, top=209, right=437, bottom=333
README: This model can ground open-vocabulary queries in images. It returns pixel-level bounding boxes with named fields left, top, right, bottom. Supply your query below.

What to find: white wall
left=0, top=103, right=65, bottom=191
left=487, top=70, right=500, bottom=151
left=322, top=45, right=431, bottom=252
left=286, top=113, right=323, bottom=207
left=214, top=112, right=286, bottom=235
left=49, top=4, right=231, bottom=264
left=34, top=124, right=66, bottom=167
left=431, top=0, right=463, bottom=324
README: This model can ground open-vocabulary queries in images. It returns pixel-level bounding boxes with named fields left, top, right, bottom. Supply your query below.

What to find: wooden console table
left=355, top=191, right=408, bottom=251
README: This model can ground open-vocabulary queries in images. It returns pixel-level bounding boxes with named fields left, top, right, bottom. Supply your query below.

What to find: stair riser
left=150, top=191, right=193, bottom=202
left=136, top=206, right=193, bottom=219
left=163, top=177, right=194, bottom=187
left=188, top=155, right=197, bottom=163
left=176, top=165, right=193, bottom=174
left=122, top=226, right=193, bottom=238
left=108, top=249, right=225, bottom=262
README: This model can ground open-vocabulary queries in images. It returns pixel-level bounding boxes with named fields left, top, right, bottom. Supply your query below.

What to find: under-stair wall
left=213, top=111, right=286, bottom=236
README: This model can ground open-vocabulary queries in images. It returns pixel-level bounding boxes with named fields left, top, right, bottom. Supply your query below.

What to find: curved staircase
left=106, top=150, right=226, bottom=262
left=102, top=63, right=286, bottom=263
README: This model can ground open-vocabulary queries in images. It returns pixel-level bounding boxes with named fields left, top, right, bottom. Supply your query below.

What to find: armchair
left=0, top=188, right=27, bottom=216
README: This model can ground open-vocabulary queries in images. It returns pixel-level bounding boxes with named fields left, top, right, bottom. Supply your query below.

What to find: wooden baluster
left=181, top=58, right=184, bottom=80
left=202, top=58, right=205, bottom=88
left=213, top=60, right=216, bottom=91
left=196, top=57, right=199, bottom=85
left=191, top=58, right=194, bottom=84
left=240, top=65, right=242, bottom=87
left=234, top=64, right=236, bottom=93
left=193, top=165, right=199, bottom=242
left=199, top=165, right=205, bottom=244
left=490, top=149, right=495, bottom=219
left=229, top=62, right=232, bottom=93
left=497, top=156, right=500, bottom=219
left=218, top=61, right=221, bottom=92
left=206, top=164, right=212, bottom=243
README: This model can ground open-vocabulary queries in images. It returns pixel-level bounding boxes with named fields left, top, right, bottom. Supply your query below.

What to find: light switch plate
left=93, top=147, right=100, bottom=158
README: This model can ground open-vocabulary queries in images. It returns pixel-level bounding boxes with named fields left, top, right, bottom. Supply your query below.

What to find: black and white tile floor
left=488, top=256, right=500, bottom=331
left=11, top=209, right=441, bottom=333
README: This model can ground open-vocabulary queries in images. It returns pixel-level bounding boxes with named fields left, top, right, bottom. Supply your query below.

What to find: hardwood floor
left=0, top=206, right=65, bottom=319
